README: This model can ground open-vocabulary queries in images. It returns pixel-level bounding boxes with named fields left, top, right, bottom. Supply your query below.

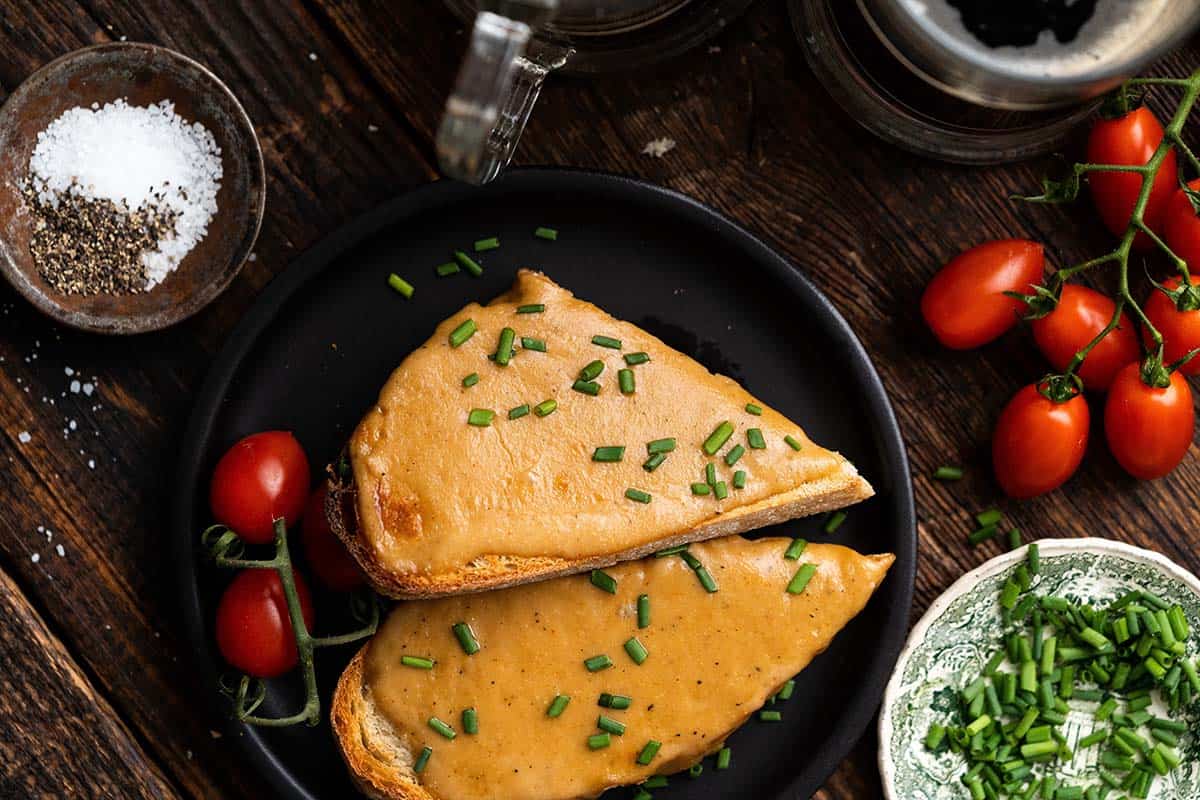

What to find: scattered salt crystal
left=308, top=52, right=318, bottom=61
left=69, top=380, right=80, bottom=393
left=68, top=419, right=77, bottom=431
left=248, top=253, right=257, bottom=262
left=88, top=459, right=95, bottom=469
left=642, top=138, right=676, bottom=158
left=82, top=382, right=95, bottom=396
left=64, top=366, right=74, bottom=376
left=55, top=544, right=65, bottom=557
left=368, top=124, right=379, bottom=133
left=17, top=431, right=31, bottom=443
left=31, top=553, right=40, bottom=563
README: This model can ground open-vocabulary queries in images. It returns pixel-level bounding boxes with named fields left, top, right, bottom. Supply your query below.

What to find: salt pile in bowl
left=28, top=98, right=223, bottom=290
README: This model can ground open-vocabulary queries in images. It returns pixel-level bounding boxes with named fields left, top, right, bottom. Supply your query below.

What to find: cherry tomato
left=1086, top=106, right=1177, bottom=251
left=922, top=239, right=1045, bottom=350
left=1031, top=284, right=1139, bottom=391
left=210, top=431, right=310, bottom=544
left=993, top=382, right=1090, bottom=499
left=1144, top=275, right=1200, bottom=376
left=1104, top=363, right=1194, bottom=480
left=215, top=568, right=315, bottom=678
left=1162, top=178, right=1200, bottom=271
left=301, top=484, right=364, bottom=591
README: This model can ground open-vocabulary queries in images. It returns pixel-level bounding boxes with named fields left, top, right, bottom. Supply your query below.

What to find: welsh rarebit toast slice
left=332, top=536, right=894, bottom=800
left=330, top=270, right=873, bottom=599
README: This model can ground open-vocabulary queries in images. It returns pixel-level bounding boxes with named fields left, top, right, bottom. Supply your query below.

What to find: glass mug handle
left=437, top=9, right=571, bottom=185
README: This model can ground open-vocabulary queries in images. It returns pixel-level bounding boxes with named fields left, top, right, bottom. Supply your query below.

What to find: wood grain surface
left=0, top=1, right=1196, bottom=798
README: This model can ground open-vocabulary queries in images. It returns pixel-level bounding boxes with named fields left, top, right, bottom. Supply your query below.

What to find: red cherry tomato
left=922, top=239, right=1045, bottom=350
left=993, top=382, right=1090, bottom=499
left=210, top=431, right=310, bottom=544
left=1104, top=363, right=1194, bottom=480
left=1144, top=275, right=1200, bottom=376
left=1162, top=178, right=1200, bottom=271
left=1030, top=284, right=1140, bottom=391
left=215, top=568, right=315, bottom=678
left=1086, top=106, right=1177, bottom=251
left=301, top=484, right=364, bottom=591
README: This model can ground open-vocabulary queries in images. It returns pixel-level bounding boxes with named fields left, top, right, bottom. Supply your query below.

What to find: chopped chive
left=1028, top=543, right=1040, bottom=574
left=691, top=482, right=711, bottom=495
left=413, top=746, right=433, bottom=773
left=976, top=508, right=1002, bottom=527
left=592, top=335, right=622, bottom=349
left=637, top=740, right=662, bottom=765
left=449, top=319, right=477, bottom=347
left=747, top=428, right=766, bottom=449
left=933, top=465, right=963, bottom=481
left=534, top=399, right=557, bottom=417
left=579, top=360, right=605, bottom=381
left=624, top=352, right=650, bottom=365
left=428, top=717, right=456, bottom=739
left=462, top=707, right=478, bottom=734
left=759, top=710, right=782, bottom=722
left=587, top=733, right=611, bottom=750
left=745, top=403, right=763, bottom=415
left=494, top=327, right=516, bottom=365
left=467, top=408, right=495, bottom=427
left=547, top=695, right=571, bottom=717
left=453, top=250, right=483, bottom=276
left=643, top=778, right=667, bottom=790
left=643, top=453, right=666, bottom=472
left=688, top=763, right=703, bottom=778
left=401, top=655, right=435, bottom=669
left=732, top=469, right=746, bottom=489
left=823, top=511, right=847, bottom=534
left=725, top=444, right=745, bottom=466
left=1008, top=528, right=1023, bottom=550
left=521, top=337, right=547, bottom=352
left=624, top=637, right=649, bottom=664
left=462, top=372, right=479, bottom=388
left=716, top=747, right=732, bottom=770
left=702, top=421, right=735, bottom=455
left=584, top=655, right=613, bottom=672
left=516, top=303, right=545, bottom=314
left=625, top=488, right=652, bottom=504
left=599, top=693, right=633, bottom=709
left=435, top=261, right=459, bottom=276
left=573, top=379, right=601, bottom=396
left=713, top=481, right=728, bottom=500
left=968, top=525, right=999, bottom=546
left=695, top=566, right=718, bottom=593
left=637, top=594, right=650, bottom=628
left=534, top=226, right=558, bottom=241
left=590, top=569, right=618, bottom=594
left=778, top=679, right=796, bottom=700
left=787, top=563, right=818, bottom=595
left=784, top=435, right=803, bottom=451
left=655, top=545, right=689, bottom=557
left=473, top=236, right=499, bottom=252
left=784, top=538, right=808, bottom=560
left=387, top=273, right=414, bottom=299
left=452, top=622, right=480, bottom=655
left=593, top=446, right=625, bottom=462
left=508, top=404, right=530, bottom=419
left=705, top=463, right=717, bottom=486
left=680, top=551, right=701, bottom=570
left=647, top=438, right=676, bottom=454
left=618, top=368, right=635, bottom=394
left=597, top=715, right=626, bottom=735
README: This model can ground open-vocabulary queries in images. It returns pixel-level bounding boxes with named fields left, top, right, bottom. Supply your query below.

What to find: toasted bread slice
left=332, top=536, right=894, bottom=800
left=330, top=270, right=873, bottom=599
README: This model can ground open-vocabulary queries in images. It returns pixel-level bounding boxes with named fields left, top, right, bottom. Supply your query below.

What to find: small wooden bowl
left=0, top=43, right=265, bottom=334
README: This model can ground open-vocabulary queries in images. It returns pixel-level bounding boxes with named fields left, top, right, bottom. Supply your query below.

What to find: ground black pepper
left=948, top=0, right=1098, bottom=48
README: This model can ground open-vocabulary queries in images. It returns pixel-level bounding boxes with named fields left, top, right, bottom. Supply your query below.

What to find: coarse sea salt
left=28, top=98, right=223, bottom=288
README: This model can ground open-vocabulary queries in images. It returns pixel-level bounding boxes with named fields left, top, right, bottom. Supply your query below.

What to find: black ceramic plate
left=173, top=168, right=916, bottom=800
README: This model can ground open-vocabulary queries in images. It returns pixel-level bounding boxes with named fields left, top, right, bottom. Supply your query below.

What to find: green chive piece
left=637, top=594, right=650, bottom=628
left=655, top=545, right=689, bottom=558
left=597, top=715, right=626, bottom=735
left=732, top=469, right=746, bottom=489
left=968, top=525, right=999, bottom=546
left=778, top=679, right=796, bottom=700
left=547, top=695, right=571, bottom=717
left=647, top=438, right=676, bottom=454
left=784, top=538, right=808, bottom=560
left=467, top=408, right=495, bottom=427
left=725, top=444, right=745, bottom=466
left=643, top=453, right=666, bottom=472
left=401, top=655, right=435, bottom=669
left=695, top=566, right=718, bottom=593
left=590, top=569, right=618, bottom=594
left=413, top=746, right=432, bottom=773
left=508, top=404, right=530, bottom=420
left=462, top=372, right=479, bottom=388
left=625, top=637, right=649, bottom=664
left=784, top=435, right=802, bottom=451
left=579, top=359, right=605, bottom=381
left=976, top=508, right=1002, bottom=527
left=702, top=421, right=735, bottom=455
left=462, top=707, right=478, bottom=734
left=618, top=368, right=635, bottom=394
left=745, top=403, right=763, bottom=415
left=452, top=622, right=480, bottom=655
left=587, top=733, right=611, bottom=750
left=713, top=481, right=728, bottom=500
left=387, top=273, right=414, bottom=299
left=428, top=717, right=456, bottom=739
left=494, top=327, right=516, bottom=366
left=933, top=465, right=963, bottom=481
left=716, top=747, right=732, bottom=770
left=592, top=335, right=622, bottom=349
left=474, top=236, right=499, bottom=252
left=625, top=488, right=652, bottom=504
left=705, top=463, right=717, bottom=486
left=624, top=352, right=650, bottom=365
left=824, top=511, right=847, bottom=534
left=584, top=655, right=613, bottom=672
left=759, top=710, right=783, bottom=722
left=599, top=693, right=632, bottom=709
left=787, top=563, right=818, bottom=595
left=435, top=261, right=460, bottom=276
left=516, top=303, right=545, bottom=314
left=521, top=337, right=547, bottom=352
left=688, top=763, right=703, bottom=778
left=534, top=226, right=558, bottom=241
left=1028, top=543, right=1040, bottom=574
left=637, top=740, right=662, bottom=765
left=1007, top=528, right=1023, bottom=551
left=747, top=428, right=766, bottom=449
left=453, top=250, right=483, bottom=276
left=573, top=379, right=600, bottom=396
left=534, top=399, right=557, bottom=417
left=593, top=446, right=625, bottom=462
left=691, top=482, right=711, bottom=495
left=449, top=319, right=477, bottom=347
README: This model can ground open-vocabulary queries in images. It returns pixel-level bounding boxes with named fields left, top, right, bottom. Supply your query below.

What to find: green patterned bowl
left=878, top=538, right=1200, bottom=799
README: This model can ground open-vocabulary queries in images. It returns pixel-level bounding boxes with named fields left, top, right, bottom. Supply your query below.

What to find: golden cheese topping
left=349, top=271, right=872, bottom=581
left=364, top=536, right=894, bottom=800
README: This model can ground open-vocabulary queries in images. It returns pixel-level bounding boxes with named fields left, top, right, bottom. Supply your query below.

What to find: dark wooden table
left=1, top=2, right=1197, bottom=798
